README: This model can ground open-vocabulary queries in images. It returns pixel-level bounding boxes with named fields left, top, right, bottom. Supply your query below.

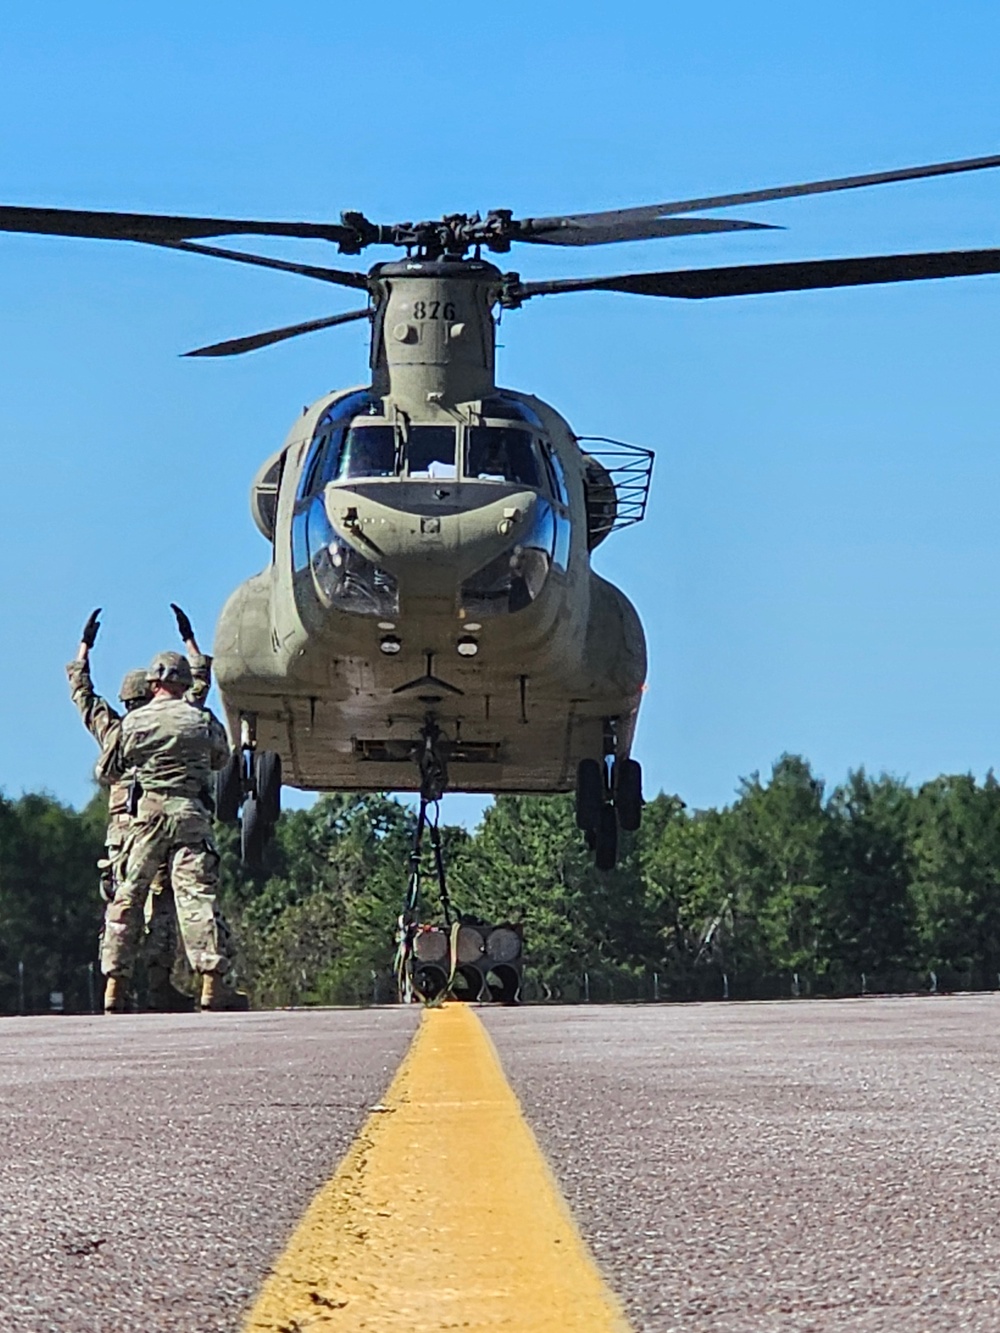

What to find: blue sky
left=1, top=1, right=1000, bottom=819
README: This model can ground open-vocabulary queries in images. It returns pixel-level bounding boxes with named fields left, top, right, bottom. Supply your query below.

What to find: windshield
left=301, top=410, right=551, bottom=491
left=299, top=391, right=384, bottom=498
left=466, top=426, right=541, bottom=488
left=407, top=426, right=456, bottom=479
left=327, top=425, right=396, bottom=482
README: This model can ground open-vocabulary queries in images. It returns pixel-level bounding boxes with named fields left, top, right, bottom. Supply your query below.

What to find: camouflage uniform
left=66, top=654, right=212, bottom=974
left=99, top=693, right=231, bottom=980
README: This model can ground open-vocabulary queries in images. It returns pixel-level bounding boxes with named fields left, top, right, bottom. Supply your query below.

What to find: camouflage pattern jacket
left=67, top=655, right=213, bottom=816
left=99, top=696, right=230, bottom=815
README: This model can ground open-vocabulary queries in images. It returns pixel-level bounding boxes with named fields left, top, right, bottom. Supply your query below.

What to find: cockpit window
left=541, top=442, right=570, bottom=507
left=407, top=426, right=456, bottom=479
left=298, top=390, right=383, bottom=499
left=326, top=425, right=396, bottom=483
left=466, top=427, right=542, bottom=488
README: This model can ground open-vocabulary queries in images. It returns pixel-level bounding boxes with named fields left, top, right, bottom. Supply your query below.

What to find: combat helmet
left=146, top=650, right=193, bottom=690
left=119, top=668, right=152, bottom=707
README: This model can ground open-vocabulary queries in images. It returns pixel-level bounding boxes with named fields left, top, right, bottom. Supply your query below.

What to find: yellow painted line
left=243, top=1004, right=631, bottom=1331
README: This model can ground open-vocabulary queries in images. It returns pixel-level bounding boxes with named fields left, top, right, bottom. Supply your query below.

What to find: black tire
left=214, top=753, right=243, bottom=824
left=575, top=758, right=604, bottom=831
left=241, top=795, right=266, bottom=868
left=486, top=965, right=522, bottom=1005
left=615, top=757, right=643, bottom=832
left=595, top=803, right=618, bottom=872
left=254, top=750, right=282, bottom=826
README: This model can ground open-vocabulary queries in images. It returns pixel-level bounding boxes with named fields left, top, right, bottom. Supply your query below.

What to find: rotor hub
left=340, top=210, right=518, bottom=259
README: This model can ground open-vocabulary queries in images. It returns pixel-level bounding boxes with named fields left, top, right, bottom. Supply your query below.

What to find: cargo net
left=576, top=436, right=655, bottom=549
left=394, top=798, right=524, bottom=1005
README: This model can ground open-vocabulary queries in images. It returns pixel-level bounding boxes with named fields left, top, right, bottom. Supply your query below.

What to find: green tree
left=0, top=791, right=105, bottom=1013
left=822, top=770, right=916, bottom=988
left=450, top=794, right=649, bottom=998
left=221, top=793, right=434, bottom=1005
left=640, top=795, right=733, bottom=995
left=723, top=754, right=830, bottom=990
left=910, top=773, right=1000, bottom=988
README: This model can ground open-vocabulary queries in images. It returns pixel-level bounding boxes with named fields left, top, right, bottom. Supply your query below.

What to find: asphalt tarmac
left=0, top=1009, right=417, bottom=1333
left=2, top=997, right=1000, bottom=1330
left=484, top=996, right=1000, bottom=1332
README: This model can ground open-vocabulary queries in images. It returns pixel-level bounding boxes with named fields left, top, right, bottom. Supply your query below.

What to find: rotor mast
left=368, top=254, right=506, bottom=416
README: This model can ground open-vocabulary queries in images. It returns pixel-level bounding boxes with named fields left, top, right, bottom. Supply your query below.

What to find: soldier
left=99, top=650, right=246, bottom=1013
left=67, top=605, right=210, bottom=1011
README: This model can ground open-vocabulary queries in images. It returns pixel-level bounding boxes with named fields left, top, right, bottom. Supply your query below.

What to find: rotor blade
left=519, top=216, right=779, bottom=246
left=183, top=307, right=371, bottom=358
left=516, top=248, right=1000, bottom=301
left=162, top=239, right=369, bottom=290
left=520, top=152, right=1000, bottom=237
left=0, top=203, right=357, bottom=246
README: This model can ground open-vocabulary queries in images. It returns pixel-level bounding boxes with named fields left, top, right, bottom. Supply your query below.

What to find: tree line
left=3, top=754, right=1000, bottom=1013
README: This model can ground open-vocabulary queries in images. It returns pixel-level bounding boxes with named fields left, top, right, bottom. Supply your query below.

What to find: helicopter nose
left=323, top=484, right=542, bottom=591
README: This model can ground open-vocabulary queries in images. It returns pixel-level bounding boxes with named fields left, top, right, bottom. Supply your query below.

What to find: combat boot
left=103, top=976, right=127, bottom=1014
left=145, top=965, right=195, bottom=1013
left=200, top=973, right=250, bottom=1012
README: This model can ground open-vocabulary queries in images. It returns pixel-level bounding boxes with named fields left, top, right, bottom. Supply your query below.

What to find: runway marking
left=242, top=1003, right=630, bottom=1331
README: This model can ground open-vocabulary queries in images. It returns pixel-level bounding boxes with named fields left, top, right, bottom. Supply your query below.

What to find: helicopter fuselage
left=215, top=383, right=646, bottom=793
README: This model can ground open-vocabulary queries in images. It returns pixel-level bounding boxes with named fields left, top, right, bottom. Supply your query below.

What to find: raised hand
left=81, top=608, right=102, bottom=649
left=170, top=603, right=194, bottom=643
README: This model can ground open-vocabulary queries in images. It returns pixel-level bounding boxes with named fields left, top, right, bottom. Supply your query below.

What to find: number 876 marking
left=413, top=300, right=457, bottom=320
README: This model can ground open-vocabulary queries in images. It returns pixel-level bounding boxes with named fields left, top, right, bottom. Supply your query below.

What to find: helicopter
left=5, top=151, right=1000, bottom=871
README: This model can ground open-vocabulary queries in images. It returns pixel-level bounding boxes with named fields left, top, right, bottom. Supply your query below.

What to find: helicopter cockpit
left=290, top=389, right=573, bottom=618
left=296, top=391, right=561, bottom=491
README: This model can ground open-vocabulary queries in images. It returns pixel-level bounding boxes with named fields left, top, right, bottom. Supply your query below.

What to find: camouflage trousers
left=101, top=798, right=231, bottom=979
left=104, top=817, right=179, bottom=972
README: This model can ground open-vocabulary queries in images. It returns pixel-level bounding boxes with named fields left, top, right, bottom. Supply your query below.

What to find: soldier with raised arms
left=99, top=647, right=245, bottom=1012
left=67, top=604, right=210, bottom=1011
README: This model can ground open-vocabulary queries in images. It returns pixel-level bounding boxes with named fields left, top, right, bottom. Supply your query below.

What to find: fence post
left=583, top=972, right=590, bottom=1003
left=653, top=972, right=660, bottom=1002
left=722, top=972, right=729, bottom=1000
left=18, top=960, right=25, bottom=1015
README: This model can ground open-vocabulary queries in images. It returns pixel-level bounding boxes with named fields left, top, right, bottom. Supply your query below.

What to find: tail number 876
left=412, top=300, right=457, bottom=320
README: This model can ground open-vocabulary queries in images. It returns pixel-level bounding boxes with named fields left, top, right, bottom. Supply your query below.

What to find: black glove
left=81, top=608, right=102, bottom=648
left=97, top=860, right=115, bottom=903
left=171, top=603, right=194, bottom=642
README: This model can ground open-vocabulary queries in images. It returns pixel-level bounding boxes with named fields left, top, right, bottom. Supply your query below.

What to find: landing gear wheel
left=241, top=795, right=266, bottom=868
left=615, top=758, right=643, bottom=832
left=576, top=758, right=604, bottom=832
left=254, top=750, right=282, bottom=826
left=213, top=753, right=243, bottom=823
left=594, top=803, right=619, bottom=872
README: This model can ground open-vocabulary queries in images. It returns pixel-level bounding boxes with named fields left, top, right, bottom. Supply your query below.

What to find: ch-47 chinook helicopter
left=5, top=152, right=1000, bottom=871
